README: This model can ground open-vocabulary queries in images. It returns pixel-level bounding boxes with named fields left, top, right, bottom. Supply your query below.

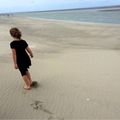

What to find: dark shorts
left=19, top=67, right=28, bottom=76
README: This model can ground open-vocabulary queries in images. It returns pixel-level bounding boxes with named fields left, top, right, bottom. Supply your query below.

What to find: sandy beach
left=0, top=16, right=120, bottom=119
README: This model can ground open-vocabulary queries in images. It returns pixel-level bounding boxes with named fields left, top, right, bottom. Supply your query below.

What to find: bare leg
left=22, top=75, right=31, bottom=90
left=26, top=71, right=32, bottom=85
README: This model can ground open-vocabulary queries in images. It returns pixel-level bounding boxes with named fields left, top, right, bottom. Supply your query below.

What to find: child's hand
left=14, top=64, right=18, bottom=69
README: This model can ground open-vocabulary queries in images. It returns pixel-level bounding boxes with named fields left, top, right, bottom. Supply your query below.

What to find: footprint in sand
left=31, top=100, right=64, bottom=120
left=31, top=81, right=39, bottom=88
left=30, top=100, right=53, bottom=114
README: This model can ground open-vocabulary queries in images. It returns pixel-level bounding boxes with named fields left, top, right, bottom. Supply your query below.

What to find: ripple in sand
left=48, top=116, right=64, bottom=120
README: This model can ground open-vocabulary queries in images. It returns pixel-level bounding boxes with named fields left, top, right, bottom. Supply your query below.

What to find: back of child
left=10, top=27, right=33, bottom=90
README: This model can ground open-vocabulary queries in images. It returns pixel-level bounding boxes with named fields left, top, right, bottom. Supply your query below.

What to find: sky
left=0, top=0, right=120, bottom=13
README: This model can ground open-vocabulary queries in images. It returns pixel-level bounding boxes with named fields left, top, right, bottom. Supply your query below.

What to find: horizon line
left=0, top=4, right=120, bottom=14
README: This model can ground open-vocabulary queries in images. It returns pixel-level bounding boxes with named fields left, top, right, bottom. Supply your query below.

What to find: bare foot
left=23, top=85, right=31, bottom=90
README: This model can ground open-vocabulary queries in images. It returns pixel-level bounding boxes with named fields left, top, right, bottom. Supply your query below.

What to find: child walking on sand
left=10, top=27, right=33, bottom=90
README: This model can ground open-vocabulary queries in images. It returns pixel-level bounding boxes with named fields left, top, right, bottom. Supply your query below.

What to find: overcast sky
left=0, top=0, right=120, bottom=13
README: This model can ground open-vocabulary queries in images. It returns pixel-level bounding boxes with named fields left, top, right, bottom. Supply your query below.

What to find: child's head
left=10, top=27, right=22, bottom=39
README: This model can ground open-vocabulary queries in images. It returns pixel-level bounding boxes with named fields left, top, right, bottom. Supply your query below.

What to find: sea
left=16, top=8, right=120, bottom=24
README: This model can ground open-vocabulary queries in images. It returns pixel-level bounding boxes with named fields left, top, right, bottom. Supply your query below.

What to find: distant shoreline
left=27, top=5, right=120, bottom=13
left=0, top=13, right=13, bottom=16
left=1, top=5, right=120, bottom=25
left=1, top=5, right=120, bottom=14
left=20, top=16, right=120, bottom=26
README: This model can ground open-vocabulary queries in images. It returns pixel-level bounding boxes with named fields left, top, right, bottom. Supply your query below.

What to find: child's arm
left=26, top=47, right=33, bottom=58
left=11, top=49, right=18, bottom=69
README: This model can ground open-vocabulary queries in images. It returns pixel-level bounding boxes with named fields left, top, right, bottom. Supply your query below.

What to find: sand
left=0, top=16, right=120, bottom=119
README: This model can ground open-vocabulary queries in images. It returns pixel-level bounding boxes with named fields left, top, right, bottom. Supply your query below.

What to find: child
left=10, top=27, right=33, bottom=90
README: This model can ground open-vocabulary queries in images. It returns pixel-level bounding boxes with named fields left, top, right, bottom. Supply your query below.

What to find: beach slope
left=0, top=16, right=120, bottom=119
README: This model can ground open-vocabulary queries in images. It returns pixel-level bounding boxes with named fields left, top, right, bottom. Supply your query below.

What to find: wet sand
left=0, top=16, right=120, bottom=119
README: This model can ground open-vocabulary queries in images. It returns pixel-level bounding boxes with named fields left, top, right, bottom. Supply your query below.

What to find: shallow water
left=16, top=9, right=120, bottom=24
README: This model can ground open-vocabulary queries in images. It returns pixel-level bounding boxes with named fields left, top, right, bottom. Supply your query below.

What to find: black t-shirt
left=10, top=40, right=31, bottom=68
